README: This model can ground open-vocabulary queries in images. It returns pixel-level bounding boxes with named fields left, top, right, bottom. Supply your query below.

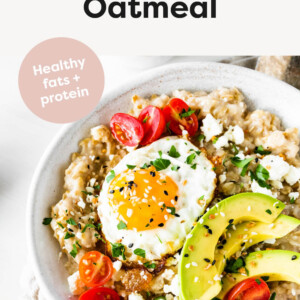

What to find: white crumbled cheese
left=86, top=186, right=94, bottom=193
left=284, top=166, right=300, bottom=185
left=289, top=192, right=299, bottom=201
left=128, top=293, right=144, bottom=300
left=260, top=155, right=290, bottom=181
left=271, top=180, right=283, bottom=189
left=113, top=260, right=122, bottom=272
left=182, top=129, right=188, bottom=136
left=89, top=178, right=97, bottom=186
left=236, top=152, right=245, bottom=160
left=264, top=238, right=276, bottom=244
left=163, top=275, right=179, bottom=296
left=251, top=180, right=277, bottom=198
left=67, top=271, right=86, bottom=295
left=91, top=126, right=102, bottom=140
left=224, top=125, right=244, bottom=145
left=219, top=173, right=227, bottom=183
left=127, top=209, right=133, bottom=217
left=201, top=114, right=223, bottom=142
left=77, top=197, right=86, bottom=209
left=214, top=135, right=229, bottom=149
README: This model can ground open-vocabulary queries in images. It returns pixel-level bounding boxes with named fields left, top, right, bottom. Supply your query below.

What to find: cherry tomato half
left=138, top=106, right=166, bottom=145
left=163, top=98, right=198, bottom=137
left=79, top=287, right=120, bottom=300
left=110, top=113, right=144, bottom=147
left=79, top=251, right=113, bottom=288
left=226, top=278, right=270, bottom=300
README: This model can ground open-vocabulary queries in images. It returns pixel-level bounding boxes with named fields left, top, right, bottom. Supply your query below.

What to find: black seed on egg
left=128, top=243, right=134, bottom=248
left=222, top=239, right=227, bottom=245
left=204, top=225, right=209, bottom=229
left=164, top=190, right=168, bottom=196
left=68, top=228, right=74, bottom=232
left=150, top=218, right=154, bottom=223
left=217, top=245, right=223, bottom=249
left=119, top=187, right=124, bottom=192
left=292, top=255, right=297, bottom=260
left=229, top=219, right=234, bottom=224
left=158, top=223, right=164, bottom=227
left=150, top=171, right=156, bottom=177
left=212, top=260, right=216, bottom=265
left=204, top=258, right=210, bottom=263
left=109, top=190, right=115, bottom=194
left=78, top=223, right=82, bottom=229
left=184, top=254, right=189, bottom=257
left=208, top=229, right=213, bottom=234
left=241, top=242, right=245, bottom=247
left=175, top=214, right=180, bottom=217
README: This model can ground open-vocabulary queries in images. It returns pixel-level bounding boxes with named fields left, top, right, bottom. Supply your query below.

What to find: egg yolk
left=107, top=166, right=179, bottom=231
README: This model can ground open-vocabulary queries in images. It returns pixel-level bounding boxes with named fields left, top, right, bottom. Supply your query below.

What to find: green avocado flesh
left=179, top=193, right=285, bottom=300
left=217, top=250, right=300, bottom=299
left=215, top=214, right=300, bottom=274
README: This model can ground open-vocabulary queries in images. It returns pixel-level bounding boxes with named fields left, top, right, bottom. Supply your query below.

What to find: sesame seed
left=164, top=215, right=168, bottom=221
left=220, top=212, right=225, bottom=217
left=248, top=206, right=251, bottom=211
left=144, top=179, right=149, bottom=183
left=192, top=262, right=198, bottom=267
left=200, top=218, right=204, bottom=224
left=268, top=223, right=274, bottom=228
left=158, top=202, right=164, bottom=206
left=148, top=186, right=152, bottom=190
left=185, top=263, right=191, bottom=269
left=194, top=277, right=199, bottom=282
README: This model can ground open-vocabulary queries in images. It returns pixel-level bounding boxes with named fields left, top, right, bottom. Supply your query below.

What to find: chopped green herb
left=143, top=262, right=156, bottom=269
left=96, top=223, right=102, bottom=230
left=169, top=145, right=180, bottom=158
left=225, top=257, right=245, bottom=273
left=134, top=248, right=146, bottom=258
left=265, top=209, right=272, bottom=215
left=191, top=163, right=197, bottom=169
left=66, top=218, right=77, bottom=226
left=255, top=278, right=261, bottom=285
left=212, top=137, right=219, bottom=144
left=141, top=163, right=148, bottom=169
left=197, top=134, right=205, bottom=141
left=126, top=164, right=136, bottom=170
left=171, top=165, right=180, bottom=171
left=254, top=145, right=271, bottom=155
left=186, top=153, right=196, bottom=165
left=253, top=164, right=271, bottom=189
left=57, top=222, right=64, bottom=229
left=230, top=156, right=254, bottom=176
left=156, top=234, right=162, bottom=244
left=290, top=197, right=296, bottom=204
left=230, top=143, right=239, bottom=155
left=166, top=121, right=172, bottom=134
left=82, top=223, right=96, bottom=233
left=70, top=244, right=78, bottom=258
left=106, top=170, right=115, bottom=183
left=143, top=116, right=149, bottom=123
left=180, top=107, right=195, bottom=118
left=158, top=150, right=162, bottom=157
left=64, top=232, right=75, bottom=239
left=199, top=195, right=204, bottom=200
left=76, top=241, right=82, bottom=248
left=270, top=292, right=276, bottom=300
left=166, top=206, right=176, bottom=215
left=151, top=157, right=171, bottom=171
left=117, top=220, right=127, bottom=230
left=94, top=184, right=100, bottom=190
left=261, top=276, right=269, bottom=282
left=111, top=242, right=126, bottom=260
left=42, top=217, right=52, bottom=225
left=81, top=190, right=92, bottom=195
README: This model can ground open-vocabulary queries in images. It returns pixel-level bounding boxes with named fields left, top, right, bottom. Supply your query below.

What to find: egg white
left=98, top=137, right=216, bottom=262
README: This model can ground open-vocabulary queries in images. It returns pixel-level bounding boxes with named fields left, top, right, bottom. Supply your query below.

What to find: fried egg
left=98, top=137, right=216, bottom=262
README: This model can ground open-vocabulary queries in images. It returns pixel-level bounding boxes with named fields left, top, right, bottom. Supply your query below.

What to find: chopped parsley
left=186, top=153, right=196, bottom=165
left=270, top=292, right=276, bottom=300
left=255, top=278, right=261, bottom=285
left=168, top=145, right=181, bottom=158
left=261, top=276, right=269, bottom=282
left=197, top=134, right=205, bottom=141
left=57, top=222, right=64, bottom=229
left=126, top=164, right=136, bottom=169
left=151, top=157, right=171, bottom=171
left=166, top=121, right=172, bottom=134
left=265, top=209, right=272, bottom=215
left=117, top=220, right=127, bottom=230
left=230, top=142, right=239, bottom=155
left=225, top=257, right=245, bottom=273
left=290, top=197, right=296, bottom=204
left=106, top=170, right=115, bottom=183
left=143, top=116, right=149, bottom=123
left=251, top=164, right=271, bottom=189
left=111, top=242, right=126, bottom=260
left=191, top=163, right=197, bottom=169
left=64, top=232, right=75, bottom=239
left=134, top=248, right=146, bottom=258
left=230, top=156, right=254, bottom=177
left=42, top=217, right=52, bottom=225
left=171, top=165, right=180, bottom=171
left=166, top=206, right=176, bottom=215
left=212, top=137, right=219, bottom=144
left=156, top=234, right=162, bottom=244
left=141, top=163, right=148, bottom=169
left=69, top=243, right=78, bottom=258
left=254, top=145, right=271, bottom=155
left=81, top=190, right=92, bottom=195
left=180, top=107, right=195, bottom=118
left=143, top=262, right=156, bottom=269
left=66, top=218, right=77, bottom=226
left=81, top=223, right=96, bottom=233
left=94, top=184, right=100, bottom=190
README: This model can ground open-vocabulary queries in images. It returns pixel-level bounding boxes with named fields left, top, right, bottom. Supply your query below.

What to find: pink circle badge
left=19, top=37, right=104, bottom=123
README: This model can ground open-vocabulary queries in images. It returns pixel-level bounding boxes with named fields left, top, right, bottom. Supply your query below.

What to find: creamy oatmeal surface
left=50, top=88, right=300, bottom=299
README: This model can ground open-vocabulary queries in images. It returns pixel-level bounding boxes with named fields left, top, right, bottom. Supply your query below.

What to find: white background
left=1, top=0, right=300, bottom=298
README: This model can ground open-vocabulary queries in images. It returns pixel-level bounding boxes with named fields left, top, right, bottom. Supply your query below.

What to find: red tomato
left=138, top=106, right=166, bottom=145
left=226, top=278, right=270, bottom=300
left=79, top=287, right=120, bottom=300
left=163, top=98, right=198, bottom=136
left=79, top=251, right=113, bottom=288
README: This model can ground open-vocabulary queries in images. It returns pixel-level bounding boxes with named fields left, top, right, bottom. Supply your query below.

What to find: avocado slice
left=179, top=193, right=285, bottom=300
left=218, top=250, right=300, bottom=299
left=215, top=214, right=300, bottom=273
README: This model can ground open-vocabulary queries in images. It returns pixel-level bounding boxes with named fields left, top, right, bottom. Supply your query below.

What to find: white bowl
left=27, top=62, right=300, bottom=300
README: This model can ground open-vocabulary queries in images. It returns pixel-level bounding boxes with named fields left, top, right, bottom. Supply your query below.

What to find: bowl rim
left=26, top=61, right=300, bottom=299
